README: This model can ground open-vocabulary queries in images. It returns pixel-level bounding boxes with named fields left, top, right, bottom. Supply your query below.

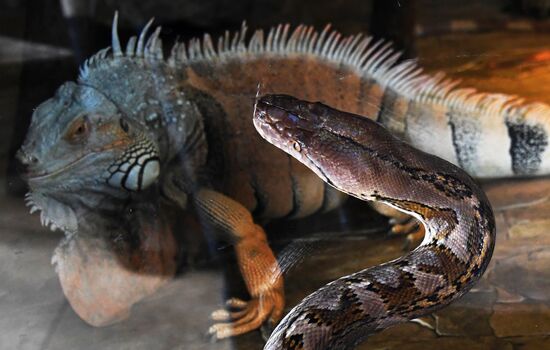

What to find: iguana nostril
left=16, top=149, right=39, bottom=166
left=15, top=150, right=37, bottom=176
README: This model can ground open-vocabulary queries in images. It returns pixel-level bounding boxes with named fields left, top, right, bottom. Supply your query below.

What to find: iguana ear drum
left=107, top=141, right=160, bottom=191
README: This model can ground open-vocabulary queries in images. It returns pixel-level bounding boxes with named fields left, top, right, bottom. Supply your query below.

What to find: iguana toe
left=209, top=291, right=284, bottom=339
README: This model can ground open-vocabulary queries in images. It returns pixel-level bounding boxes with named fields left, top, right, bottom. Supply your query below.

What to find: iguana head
left=17, top=81, right=160, bottom=233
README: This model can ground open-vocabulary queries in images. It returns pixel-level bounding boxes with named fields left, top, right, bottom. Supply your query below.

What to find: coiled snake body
left=253, top=95, right=496, bottom=350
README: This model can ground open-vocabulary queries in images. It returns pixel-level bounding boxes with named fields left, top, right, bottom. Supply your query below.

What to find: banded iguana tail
left=17, top=13, right=550, bottom=342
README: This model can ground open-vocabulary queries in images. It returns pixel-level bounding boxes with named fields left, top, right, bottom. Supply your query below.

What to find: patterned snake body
left=253, top=95, right=496, bottom=350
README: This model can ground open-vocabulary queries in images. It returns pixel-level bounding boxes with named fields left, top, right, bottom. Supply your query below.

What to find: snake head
left=253, top=94, right=336, bottom=182
left=253, top=93, right=389, bottom=192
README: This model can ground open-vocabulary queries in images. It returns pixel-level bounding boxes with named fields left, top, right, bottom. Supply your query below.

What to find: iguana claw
left=209, top=292, right=284, bottom=339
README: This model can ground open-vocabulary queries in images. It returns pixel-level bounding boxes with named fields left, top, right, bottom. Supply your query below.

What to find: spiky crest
left=79, top=15, right=550, bottom=133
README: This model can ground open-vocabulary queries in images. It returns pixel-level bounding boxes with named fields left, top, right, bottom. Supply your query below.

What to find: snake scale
left=253, top=94, right=496, bottom=350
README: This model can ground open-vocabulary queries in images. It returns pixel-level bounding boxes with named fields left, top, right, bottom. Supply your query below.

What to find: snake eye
left=65, top=116, right=90, bottom=143
left=119, top=118, right=129, bottom=133
left=292, top=141, right=301, bottom=152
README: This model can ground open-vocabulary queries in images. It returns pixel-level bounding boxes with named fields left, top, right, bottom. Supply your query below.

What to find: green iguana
left=16, top=13, right=550, bottom=344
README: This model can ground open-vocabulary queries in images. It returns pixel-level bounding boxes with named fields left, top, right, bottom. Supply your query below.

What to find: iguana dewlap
left=16, top=13, right=550, bottom=345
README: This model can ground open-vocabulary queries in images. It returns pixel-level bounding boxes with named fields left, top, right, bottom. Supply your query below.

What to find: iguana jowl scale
left=16, top=13, right=547, bottom=345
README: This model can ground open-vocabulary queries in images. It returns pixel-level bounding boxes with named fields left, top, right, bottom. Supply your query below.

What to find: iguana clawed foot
left=209, top=291, right=284, bottom=339
left=194, top=189, right=285, bottom=339
left=390, top=217, right=426, bottom=249
left=369, top=202, right=426, bottom=249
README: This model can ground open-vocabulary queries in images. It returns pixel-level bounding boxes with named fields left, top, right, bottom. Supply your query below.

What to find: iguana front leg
left=193, top=188, right=285, bottom=339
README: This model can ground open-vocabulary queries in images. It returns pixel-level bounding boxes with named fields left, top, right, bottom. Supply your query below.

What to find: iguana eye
left=65, top=116, right=90, bottom=143
left=292, top=141, right=301, bottom=152
left=119, top=118, right=129, bottom=132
